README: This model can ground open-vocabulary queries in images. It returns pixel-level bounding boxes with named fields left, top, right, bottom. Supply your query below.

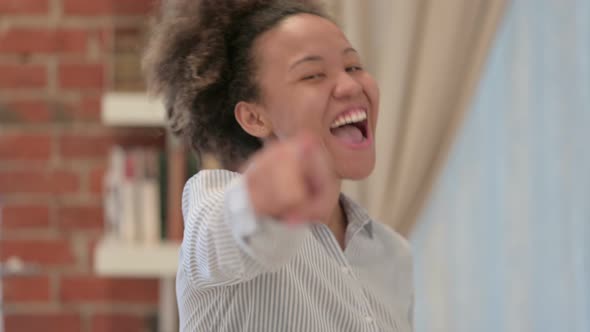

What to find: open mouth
left=329, top=109, right=369, bottom=145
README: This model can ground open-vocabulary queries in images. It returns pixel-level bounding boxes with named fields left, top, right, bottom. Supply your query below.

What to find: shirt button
left=364, top=315, right=373, bottom=323
left=341, top=266, right=350, bottom=275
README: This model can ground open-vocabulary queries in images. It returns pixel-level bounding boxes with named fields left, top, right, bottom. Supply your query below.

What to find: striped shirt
left=176, top=170, right=414, bottom=331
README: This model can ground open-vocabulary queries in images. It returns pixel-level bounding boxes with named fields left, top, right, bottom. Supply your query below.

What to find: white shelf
left=93, top=238, right=180, bottom=278
left=101, top=92, right=166, bottom=127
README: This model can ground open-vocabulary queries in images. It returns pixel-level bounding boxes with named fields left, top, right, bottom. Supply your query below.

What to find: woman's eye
left=302, top=73, right=326, bottom=81
left=346, top=66, right=363, bottom=73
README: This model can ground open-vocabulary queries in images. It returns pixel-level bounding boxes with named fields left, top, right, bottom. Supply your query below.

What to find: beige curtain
left=325, top=0, right=509, bottom=237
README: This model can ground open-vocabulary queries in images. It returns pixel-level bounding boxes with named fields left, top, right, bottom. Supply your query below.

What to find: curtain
left=325, top=0, right=508, bottom=236
left=411, top=0, right=590, bottom=331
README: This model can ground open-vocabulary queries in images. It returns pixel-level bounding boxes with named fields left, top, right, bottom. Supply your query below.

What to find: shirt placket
left=312, top=224, right=381, bottom=332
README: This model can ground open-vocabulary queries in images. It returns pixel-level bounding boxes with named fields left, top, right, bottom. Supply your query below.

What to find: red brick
left=3, top=276, right=51, bottom=302
left=4, top=100, right=52, bottom=123
left=87, top=236, right=100, bottom=268
left=59, top=133, right=112, bottom=159
left=58, top=63, right=104, bottom=90
left=99, top=27, right=114, bottom=52
left=59, top=132, right=164, bottom=159
left=0, top=28, right=88, bottom=54
left=4, top=313, right=81, bottom=332
left=0, top=239, right=75, bottom=265
left=58, top=205, right=104, bottom=231
left=0, top=133, right=52, bottom=161
left=63, top=0, right=155, bottom=16
left=89, top=164, right=106, bottom=193
left=91, top=313, right=147, bottom=332
left=0, top=170, right=79, bottom=194
left=5, top=98, right=101, bottom=124
left=0, top=64, right=46, bottom=89
left=60, top=276, right=159, bottom=303
left=0, top=0, right=48, bottom=14
left=65, top=95, right=102, bottom=122
left=2, top=205, right=50, bottom=229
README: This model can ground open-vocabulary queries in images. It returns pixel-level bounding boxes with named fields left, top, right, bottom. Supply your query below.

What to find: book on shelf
left=104, top=146, right=163, bottom=245
left=102, top=144, right=207, bottom=245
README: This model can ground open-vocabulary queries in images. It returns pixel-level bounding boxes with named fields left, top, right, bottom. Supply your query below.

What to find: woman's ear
left=234, top=101, right=273, bottom=138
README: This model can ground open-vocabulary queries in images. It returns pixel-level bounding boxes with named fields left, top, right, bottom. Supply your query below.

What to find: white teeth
left=330, top=110, right=367, bottom=129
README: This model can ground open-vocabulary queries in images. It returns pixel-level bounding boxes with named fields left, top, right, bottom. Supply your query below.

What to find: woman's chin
left=337, top=159, right=375, bottom=181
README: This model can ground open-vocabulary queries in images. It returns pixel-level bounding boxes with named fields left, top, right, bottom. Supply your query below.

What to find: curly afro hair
left=142, top=0, right=329, bottom=170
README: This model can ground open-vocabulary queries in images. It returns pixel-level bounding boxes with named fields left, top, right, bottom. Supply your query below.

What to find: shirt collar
left=339, top=193, right=373, bottom=239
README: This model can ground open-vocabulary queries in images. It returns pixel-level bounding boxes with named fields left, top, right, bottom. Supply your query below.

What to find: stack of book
left=103, top=144, right=206, bottom=244
left=103, top=146, right=165, bottom=244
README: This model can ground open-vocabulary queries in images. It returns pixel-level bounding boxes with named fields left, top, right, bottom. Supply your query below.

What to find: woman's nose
left=332, top=71, right=363, bottom=99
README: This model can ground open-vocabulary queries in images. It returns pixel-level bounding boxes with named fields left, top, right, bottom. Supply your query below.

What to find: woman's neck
left=326, top=180, right=347, bottom=250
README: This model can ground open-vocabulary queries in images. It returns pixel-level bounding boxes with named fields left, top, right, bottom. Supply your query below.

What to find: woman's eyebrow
left=289, top=47, right=358, bottom=71
left=289, top=55, right=323, bottom=71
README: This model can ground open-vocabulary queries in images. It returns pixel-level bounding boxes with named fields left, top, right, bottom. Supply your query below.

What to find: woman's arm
left=180, top=171, right=309, bottom=288
left=180, top=134, right=337, bottom=288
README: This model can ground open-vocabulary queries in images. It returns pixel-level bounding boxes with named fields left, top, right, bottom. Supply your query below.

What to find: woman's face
left=251, top=13, right=380, bottom=180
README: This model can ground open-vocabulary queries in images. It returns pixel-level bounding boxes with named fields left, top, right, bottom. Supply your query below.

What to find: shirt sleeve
left=180, top=170, right=309, bottom=289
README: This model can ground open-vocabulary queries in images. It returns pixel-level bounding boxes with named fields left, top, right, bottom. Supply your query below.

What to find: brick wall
left=0, top=0, right=164, bottom=331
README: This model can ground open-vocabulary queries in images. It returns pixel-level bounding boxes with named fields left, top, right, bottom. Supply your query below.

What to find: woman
left=143, top=0, right=413, bottom=331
